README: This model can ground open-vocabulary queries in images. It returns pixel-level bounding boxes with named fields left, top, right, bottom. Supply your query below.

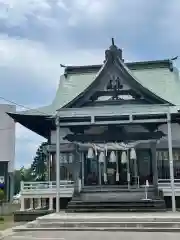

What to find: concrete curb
left=0, top=228, right=14, bottom=239
left=12, top=226, right=180, bottom=233
left=0, top=222, right=29, bottom=239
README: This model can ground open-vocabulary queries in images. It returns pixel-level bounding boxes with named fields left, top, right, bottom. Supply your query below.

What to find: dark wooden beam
left=143, top=123, right=162, bottom=132
left=84, top=99, right=150, bottom=107
left=69, top=126, right=91, bottom=134
left=64, top=131, right=165, bottom=143
left=90, top=89, right=142, bottom=101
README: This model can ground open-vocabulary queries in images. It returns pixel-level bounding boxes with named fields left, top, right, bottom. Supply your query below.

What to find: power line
left=0, top=95, right=55, bottom=132
left=0, top=96, right=49, bottom=116
left=0, top=127, right=14, bottom=131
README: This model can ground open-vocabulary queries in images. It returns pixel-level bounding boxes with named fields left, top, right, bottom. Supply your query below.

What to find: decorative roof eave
left=62, top=60, right=109, bottom=108
left=7, top=112, right=54, bottom=138
left=64, top=59, right=173, bottom=74
left=114, top=56, right=173, bottom=105
left=63, top=42, right=173, bottom=108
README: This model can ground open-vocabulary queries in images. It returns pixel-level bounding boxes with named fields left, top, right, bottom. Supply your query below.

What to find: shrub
left=0, top=189, right=4, bottom=220
left=0, top=189, right=4, bottom=204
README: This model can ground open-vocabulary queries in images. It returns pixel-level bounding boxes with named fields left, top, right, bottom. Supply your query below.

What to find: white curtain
left=87, top=147, right=94, bottom=159
left=130, top=148, right=137, bottom=160
left=121, top=151, right=127, bottom=164
left=109, top=151, right=116, bottom=163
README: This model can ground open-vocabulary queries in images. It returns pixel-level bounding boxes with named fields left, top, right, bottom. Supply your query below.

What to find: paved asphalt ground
left=3, top=231, right=180, bottom=240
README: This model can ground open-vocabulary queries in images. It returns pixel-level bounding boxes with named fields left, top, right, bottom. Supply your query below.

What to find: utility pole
left=55, top=114, right=60, bottom=212
left=167, top=110, right=176, bottom=212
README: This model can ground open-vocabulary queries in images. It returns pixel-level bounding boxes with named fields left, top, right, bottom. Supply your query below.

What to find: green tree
left=14, top=170, right=21, bottom=195
left=30, top=142, right=47, bottom=181
left=0, top=189, right=5, bottom=220
left=14, top=167, right=33, bottom=194
left=14, top=142, right=48, bottom=194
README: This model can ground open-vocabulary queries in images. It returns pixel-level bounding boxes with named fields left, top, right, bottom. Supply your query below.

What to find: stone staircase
left=66, top=186, right=166, bottom=212
left=13, top=212, right=180, bottom=232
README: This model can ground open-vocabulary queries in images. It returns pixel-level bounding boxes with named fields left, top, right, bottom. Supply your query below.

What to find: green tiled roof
left=15, top=61, right=180, bottom=116
left=133, top=67, right=180, bottom=105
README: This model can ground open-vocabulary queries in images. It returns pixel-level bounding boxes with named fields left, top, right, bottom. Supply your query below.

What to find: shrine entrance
left=82, top=148, right=153, bottom=188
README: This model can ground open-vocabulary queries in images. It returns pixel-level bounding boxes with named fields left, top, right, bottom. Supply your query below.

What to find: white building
left=0, top=104, right=16, bottom=202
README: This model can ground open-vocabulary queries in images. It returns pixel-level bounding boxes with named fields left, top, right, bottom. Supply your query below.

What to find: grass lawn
left=0, top=215, right=15, bottom=231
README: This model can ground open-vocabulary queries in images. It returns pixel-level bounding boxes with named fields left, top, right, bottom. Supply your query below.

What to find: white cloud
left=15, top=123, right=45, bottom=168
left=157, top=1, right=180, bottom=47
left=0, top=33, right=114, bottom=90
left=64, top=0, right=160, bottom=30
left=0, top=34, right=60, bottom=86
left=2, top=0, right=177, bottom=169
left=67, top=0, right=112, bottom=26
left=0, top=0, right=51, bottom=26
left=56, top=0, right=69, bottom=12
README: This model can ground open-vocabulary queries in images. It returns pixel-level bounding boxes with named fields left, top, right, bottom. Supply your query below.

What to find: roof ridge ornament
left=105, top=38, right=123, bottom=62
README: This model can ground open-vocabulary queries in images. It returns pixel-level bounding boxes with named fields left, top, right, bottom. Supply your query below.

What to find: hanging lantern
left=109, top=151, right=116, bottom=163
left=87, top=147, right=94, bottom=159
left=105, top=144, right=108, bottom=156
left=130, top=148, right=136, bottom=160
left=99, top=151, right=105, bottom=163
left=146, top=179, right=149, bottom=187
left=116, top=172, right=119, bottom=182
left=93, top=144, right=98, bottom=156
left=69, top=153, right=73, bottom=163
left=121, top=151, right=127, bottom=164
left=104, top=173, right=107, bottom=183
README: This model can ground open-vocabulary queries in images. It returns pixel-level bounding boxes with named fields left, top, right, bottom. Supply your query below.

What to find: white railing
left=21, top=180, right=74, bottom=197
left=158, top=179, right=180, bottom=196
left=20, top=179, right=180, bottom=198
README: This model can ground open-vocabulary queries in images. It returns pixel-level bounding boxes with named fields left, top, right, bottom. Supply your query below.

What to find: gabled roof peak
left=105, top=38, right=123, bottom=62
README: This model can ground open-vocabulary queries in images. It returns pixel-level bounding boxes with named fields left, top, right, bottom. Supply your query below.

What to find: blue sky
left=0, top=0, right=180, bottom=169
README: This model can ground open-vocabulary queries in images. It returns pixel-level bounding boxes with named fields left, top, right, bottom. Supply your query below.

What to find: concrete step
left=37, top=213, right=180, bottom=223
left=79, top=192, right=157, bottom=202
left=12, top=227, right=180, bottom=232
left=69, top=200, right=164, bottom=206
left=68, top=201, right=165, bottom=207
left=67, top=199, right=166, bottom=212
left=36, top=221, right=180, bottom=228
left=13, top=221, right=180, bottom=232
left=13, top=213, right=180, bottom=232
left=66, top=208, right=166, bottom=213
left=82, top=187, right=156, bottom=193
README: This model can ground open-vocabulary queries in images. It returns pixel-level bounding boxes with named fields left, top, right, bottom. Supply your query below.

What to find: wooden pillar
left=37, top=198, right=41, bottom=209
left=30, top=198, right=33, bottom=209
left=51, top=153, right=56, bottom=181
left=49, top=197, right=53, bottom=210
left=47, top=152, right=51, bottom=181
left=151, top=141, right=158, bottom=187
left=20, top=196, right=25, bottom=211
left=73, top=149, right=80, bottom=196
left=9, top=172, right=15, bottom=202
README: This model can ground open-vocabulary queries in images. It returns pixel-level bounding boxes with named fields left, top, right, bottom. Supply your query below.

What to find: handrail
left=158, top=179, right=180, bottom=190
left=158, top=179, right=180, bottom=183
left=21, top=180, right=74, bottom=192
left=21, top=180, right=180, bottom=193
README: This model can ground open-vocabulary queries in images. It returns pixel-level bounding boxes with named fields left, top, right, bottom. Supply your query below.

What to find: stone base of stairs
left=14, top=209, right=54, bottom=222
left=66, top=187, right=166, bottom=213
left=13, top=212, right=180, bottom=232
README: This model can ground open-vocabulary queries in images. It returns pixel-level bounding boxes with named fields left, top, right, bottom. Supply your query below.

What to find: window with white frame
left=157, top=149, right=180, bottom=179
left=60, top=153, right=74, bottom=180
